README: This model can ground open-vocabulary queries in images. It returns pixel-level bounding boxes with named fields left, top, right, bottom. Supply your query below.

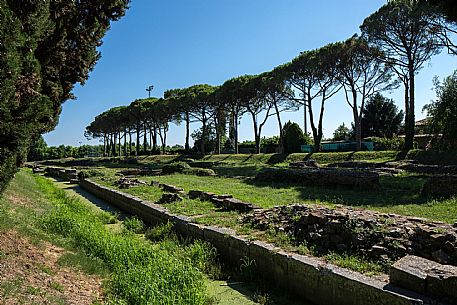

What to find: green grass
left=0, top=171, right=218, bottom=305
left=38, top=175, right=211, bottom=305
left=92, top=171, right=457, bottom=223
left=57, top=252, right=110, bottom=276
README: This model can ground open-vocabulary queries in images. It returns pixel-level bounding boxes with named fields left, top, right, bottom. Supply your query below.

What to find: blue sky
left=44, top=0, right=457, bottom=147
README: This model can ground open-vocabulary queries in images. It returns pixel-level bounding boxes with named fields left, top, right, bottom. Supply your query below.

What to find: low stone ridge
left=79, top=179, right=433, bottom=305
left=391, top=255, right=457, bottom=304
left=289, top=159, right=320, bottom=168
left=115, top=177, right=147, bottom=189
left=45, top=167, right=79, bottom=181
left=32, top=166, right=45, bottom=174
left=189, top=190, right=256, bottom=212
left=188, top=161, right=218, bottom=168
left=255, top=168, right=380, bottom=189
left=157, top=193, right=183, bottom=204
left=151, top=181, right=186, bottom=195
left=118, top=168, right=162, bottom=176
left=243, top=205, right=457, bottom=266
left=328, top=160, right=457, bottom=175
left=421, top=175, right=457, bottom=198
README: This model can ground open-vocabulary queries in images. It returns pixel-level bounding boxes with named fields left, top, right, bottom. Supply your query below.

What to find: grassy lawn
left=91, top=169, right=457, bottom=224
left=0, top=170, right=215, bottom=305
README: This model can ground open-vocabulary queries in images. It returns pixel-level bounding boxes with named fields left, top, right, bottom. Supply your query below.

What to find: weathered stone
left=421, top=175, right=457, bottom=198
left=157, top=193, right=183, bottom=204
left=255, top=168, right=379, bottom=189
left=432, top=249, right=451, bottom=265
left=188, top=190, right=203, bottom=199
left=115, top=177, right=147, bottom=189
left=289, top=160, right=320, bottom=168
left=243, top=204, right=457, bottom=266
left=159, top=183, right=184, bottom=194
left=391, top=255, right=457, bottom=304
left=390, top=255, right=436, bottom=294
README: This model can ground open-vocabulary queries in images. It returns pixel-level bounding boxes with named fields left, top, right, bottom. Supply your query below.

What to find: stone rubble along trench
left=243, top=204, right=457, bottom=266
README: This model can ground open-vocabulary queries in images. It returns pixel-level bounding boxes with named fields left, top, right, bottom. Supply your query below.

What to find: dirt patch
left=0, top=230, right=104, bottom=305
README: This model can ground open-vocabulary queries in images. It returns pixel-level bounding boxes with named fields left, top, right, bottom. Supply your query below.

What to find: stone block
left=249, top=241, right=288, bottom=284
left=421, top=175, right=457, bottom=198
left=203, top=226, right=235, bottom=260
left=188, top=190, right=203, bottom=199
left=187, top=222, right=204, bottom=240
left=391, top=255, right=457, bottom=303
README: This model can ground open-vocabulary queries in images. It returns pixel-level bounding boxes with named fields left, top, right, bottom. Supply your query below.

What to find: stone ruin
left=289, top=159, right=320, bottom=168
left=243, top=204, right=457, bottom=266
left=255, top=168, right=380, bottom=189
left=115, top=177, right=148, bottom=189
left=188, top=190, right=257, bottom=212
left=118, top=168, right=162, bottom=177
left=422, top=175, right=457, bottom=198
left=391, top=255, right=457, bottom=304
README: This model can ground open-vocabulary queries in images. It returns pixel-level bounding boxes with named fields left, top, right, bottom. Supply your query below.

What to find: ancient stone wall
left=78, top=178, right=433, bottom=305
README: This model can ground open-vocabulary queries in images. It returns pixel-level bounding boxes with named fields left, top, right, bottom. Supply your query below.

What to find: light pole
left=146, top=85, right=154, bottom=98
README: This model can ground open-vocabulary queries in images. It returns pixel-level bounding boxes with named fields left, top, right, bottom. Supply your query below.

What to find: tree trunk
left=143, top=124, right=147, bottom=154
left=123, top=130, right=127, bottom=156
left=152, top=127, right=157, bottom=154
left=234, top=108, right=239, bottom=154
left=307, top=96, right=320, bottom=152
left=185, top=112, right=190, bottom=152
left=128, top=129, right=132, bottom=156
left=405, top=68, right=415, bottom=150
left=103, top=135, right=107, bottom=157
left=118, top=132, right=121, bottom=157
left=136, top=125, right=140, bottom=156
left=351, top=89, right=362, bottom=151
left=250, top=112, right=260, bottom=154
left=112, top=133, right=117, bottom=157
left=201, top=114, right=206, bottom=155
left=303, top=103, right=308, bottom=135
left=274, top=101, right=284, bottom=154
left=162, top=128, right=167, bottom=155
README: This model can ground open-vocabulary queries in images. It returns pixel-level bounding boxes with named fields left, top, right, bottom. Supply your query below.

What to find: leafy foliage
left=361, top=94, right=404, bottom=139
left=333, top=123, right=352, bottom=141
left=283, top=121, right=311, bottom=154
left=0, top=0, right=130, bottom=192
left=424, top=71, right=457, bottom=149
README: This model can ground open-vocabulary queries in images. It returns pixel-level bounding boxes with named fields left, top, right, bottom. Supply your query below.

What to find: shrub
left=161, top=162, right=191, bottom=174
left=145, top=222, right=175, bottom=242
left=123, top=217, right=145, bottom=234
left=283, top=121, right=311, bottom=154
left=78, top=169, right=104, bottom=180
left=184, top=168, right=216, bottom=176
left=366, top=136, right=405, bottom=151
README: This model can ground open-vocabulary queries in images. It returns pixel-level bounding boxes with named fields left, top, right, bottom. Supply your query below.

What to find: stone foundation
left=244, top=205, right=457, bottom=266
left=78, top=178, right=437, bottom=305
left=255, top=168, right=380, bottom=189
left=421, top=175, right=457, bottom=198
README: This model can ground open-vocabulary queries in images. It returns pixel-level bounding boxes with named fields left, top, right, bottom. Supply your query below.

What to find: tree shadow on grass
left=243, top=175, right=428, bottom=208
left=214, top=165, right=267, bottom=178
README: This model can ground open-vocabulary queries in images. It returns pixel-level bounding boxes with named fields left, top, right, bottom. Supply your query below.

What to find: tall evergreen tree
left=0, top=0, right=129, bottom=192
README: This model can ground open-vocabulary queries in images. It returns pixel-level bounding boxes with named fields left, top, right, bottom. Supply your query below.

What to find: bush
left=123, top=217, right=145, bottom=234
left=184, top=168, right=216, bottom=176
left=78, top=169, right=104, bottom=180
left=283, top=121, right=311, bottom=154
left=366, top=137, right=405, bottom=151
left=161, top=162, right=191, bottom=174
left=145, top=222, right=175, bottom=242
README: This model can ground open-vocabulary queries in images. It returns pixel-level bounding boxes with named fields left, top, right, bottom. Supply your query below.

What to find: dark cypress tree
left=0, top=0, right=130, bottom=192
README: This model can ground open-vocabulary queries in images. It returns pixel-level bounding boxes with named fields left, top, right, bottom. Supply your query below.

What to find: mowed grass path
left=94, top=171, right=457, bottom=224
